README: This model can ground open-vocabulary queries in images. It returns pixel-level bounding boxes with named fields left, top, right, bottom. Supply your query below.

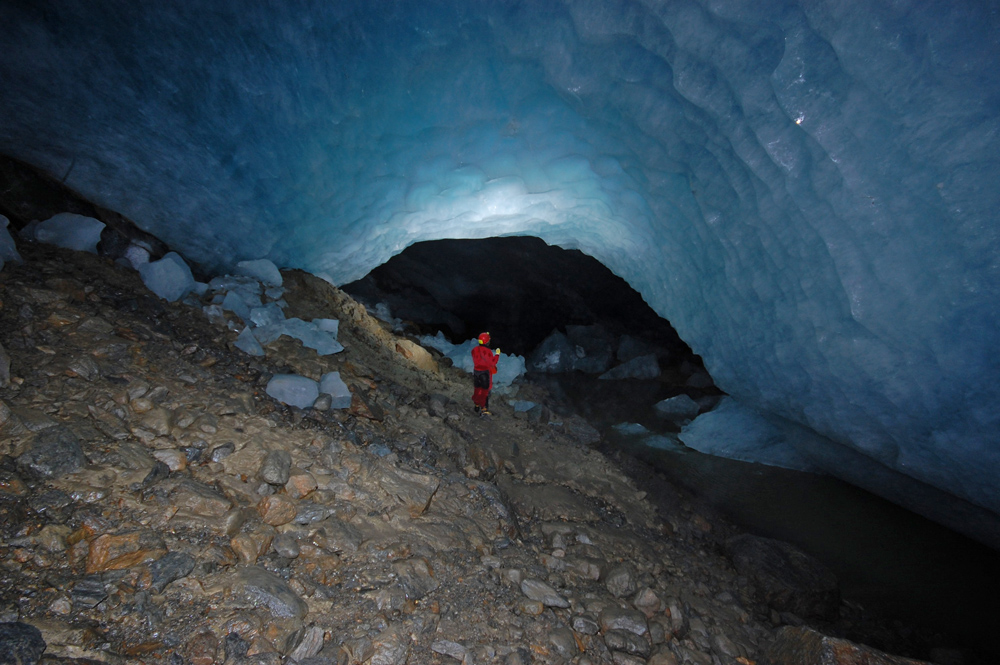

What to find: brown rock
left=169, top=478, right=233, bottom=517
left=186, top=630, right=219, bottom=665
left=152, top=448, right=187, bottom=472
left=231, top=528, right=275, bottom=565
left=258, top=494, right=298, bottom=526
left=394, top=340, right=438, bottom=373
left=86, top=531, right=166, bottom=573
left=285, top=469, right=318, bottom=500
left=379, top=466, right=440, bottom=517
left=763, top=626, right=932, bottom=665
left=350, top=392, right=384, bottom=421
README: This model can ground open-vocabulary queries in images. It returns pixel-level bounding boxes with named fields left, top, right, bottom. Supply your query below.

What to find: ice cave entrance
left=342, top=236, right=1000, bottom=655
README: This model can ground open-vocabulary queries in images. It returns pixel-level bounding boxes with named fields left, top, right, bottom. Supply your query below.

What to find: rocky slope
left=0, top=243, right=951, bottom=665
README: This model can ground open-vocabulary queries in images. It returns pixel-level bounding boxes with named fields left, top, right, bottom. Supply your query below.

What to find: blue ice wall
left=1, top=1, right=999, bottom=522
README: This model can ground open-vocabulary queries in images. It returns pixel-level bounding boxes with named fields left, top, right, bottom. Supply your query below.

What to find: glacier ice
left=28, top=213, right=104, bottom=254
left=265, top=374, right=319, bottom=410
left=0, top=215, right=22, bottom=269
left=236, top=259, right=282, bottom=287
left=139, top=252, right=196, bottom=302
left=654, top=395, right=701, bottom=421
left=0, top=1, right=998, bottom=533
left=319, top=372, right=353, bottom=409
left=235, top=327, right=265, bottom=357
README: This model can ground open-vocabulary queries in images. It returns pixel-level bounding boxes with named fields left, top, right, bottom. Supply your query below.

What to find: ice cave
left=1, top=1, right=999, bottom=546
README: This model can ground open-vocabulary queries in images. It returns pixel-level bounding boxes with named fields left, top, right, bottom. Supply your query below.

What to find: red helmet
left=478, top=332, right=490, bottom=345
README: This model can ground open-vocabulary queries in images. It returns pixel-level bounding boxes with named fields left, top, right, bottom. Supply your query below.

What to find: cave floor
left=0, top=243, right=975, bottom=664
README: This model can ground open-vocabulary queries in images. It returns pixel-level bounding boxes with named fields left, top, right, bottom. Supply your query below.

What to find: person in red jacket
left=471, top=332, right=500, bottom=415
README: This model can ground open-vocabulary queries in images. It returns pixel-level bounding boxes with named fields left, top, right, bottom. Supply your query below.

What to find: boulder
left=725, top=534, right=839, bottom=621
left=763, top=626, right=932, bottom=665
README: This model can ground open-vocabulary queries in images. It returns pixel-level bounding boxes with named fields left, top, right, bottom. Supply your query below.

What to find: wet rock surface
left=0, top=242, right=974, bottom=664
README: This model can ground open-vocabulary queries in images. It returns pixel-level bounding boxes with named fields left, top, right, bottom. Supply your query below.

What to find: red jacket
left=472, top=344, right=499, bottom=374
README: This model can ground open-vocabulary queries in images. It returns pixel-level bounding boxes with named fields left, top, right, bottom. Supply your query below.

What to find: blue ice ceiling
left=2, top=2, right=999, bottom=528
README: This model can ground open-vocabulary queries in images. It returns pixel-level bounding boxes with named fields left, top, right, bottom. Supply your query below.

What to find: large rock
left=599, top=354, right=660, bottom=380
left=725, top=534, right=839, bottom=620
left=762, top=626, right=931, bottom=665
left=231, top=566, right=308, bottom=619
left=0, top=622, right=46, bottom=665
left=16, top=426, right=85, bottom=479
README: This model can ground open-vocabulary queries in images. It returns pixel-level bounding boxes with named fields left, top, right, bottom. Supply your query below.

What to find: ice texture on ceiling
left=1, top=1, right=998, bottom=520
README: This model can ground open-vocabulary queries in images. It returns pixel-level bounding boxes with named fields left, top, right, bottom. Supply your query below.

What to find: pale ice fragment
left=653, top=395, right=701, bottom=420
left=235, top=327, right=265, bottom=356
left=236, top=258, right=283, bottom=287
left=139, top=252, right=196, bottom=302
left=319, top=372, right=352, bottom=409
left=266, top=374, right=319, bottom=409
left=0, top=215, right=22, bottom=264
left=33, top=213, right=104, bottom=253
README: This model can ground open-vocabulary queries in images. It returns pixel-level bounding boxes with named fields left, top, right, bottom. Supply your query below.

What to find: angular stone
left=648, top=650, right=679, bottom=665
left=599, top=607, right=648, bottom=636
left=311, top=519, right=362, bottom=554
left=604, top=630, right=651, bottom=658
left=393, top=557, right=439, bottom=600
left=371, top=626, right=410, bottom=665
left=232, top=529, right=275, bottom=565
left=431, top=639, right=467, bottom=661
left=572, top=616, right=600, bottom=635
left=520, top=578, right=569, bottom=608
left=169, top=478, right=233, bottom=517
left=633, top=587, right=662, bottom=617
left=287, top=625, right=325, bottom=661
left=259, top=449, right=292, bottom=485
left=86, top=531, right=166, bottom=573
left=725, top=534, right=839, bottom=621
left=17, top=426, right=85, bottom=479
left=272, top=532, right=300, bottom=559
left=549, top=627, right=580, bottom=659
left=285, top=469, right=318, bottom=499
left=258, top=494, right=297, bottom=526
left=764, top=626, right=932, bottom=665
left=604, top=565, right=637, bottom=598
left=232, top=566, right=308, bottom=619
left=152, top=448, right=187, bottom=472
left=147, top=551, right=196, bottom=592
left=70, top=576, right=107, bottom=609
left=0, top=622, right=46, bottom=665
left=379, top=466, right=440, bottom=517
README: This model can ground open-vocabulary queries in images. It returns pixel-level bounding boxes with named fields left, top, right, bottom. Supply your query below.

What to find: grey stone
left=0, top=622, right=46, bottom=665
left=431, top=639, right=467, bottom=661
left=17, top=426, right=85, bottom=478
left=505, top=647, right=531, bottom=665
left=71, top=577, right=107, bottom=608
left=520, top=578, right=569, bottom=608
left=604, top=630, right=651, bottom=658
left=370, top=626, right=410, bottom=665
left=272, top=533, right=300, bottom=559
left=548, top=628, right=579, bottom=659
left=148, top=552, right=196, bottom=592
left=604, top=565, right=637, bottom=598
left=210, top=442, right=235, bottom=462
left=259, top=449, right=292, bottom=485
left=599, top=607, right=648, bottom=636
left=141, top=461, right=171, bottom=488
left=312, top=519, right=361, bottom=553
left=571, top=616, right=599, bottom=635
left=294, top=501, right=332, bottom=524
left=287, top=625, right=324, bottom=661
left=393, top=558, right=439, bottom=600
left=233, top=566, right=307, bottom=619
left=0, top=342, right=10, bottom=388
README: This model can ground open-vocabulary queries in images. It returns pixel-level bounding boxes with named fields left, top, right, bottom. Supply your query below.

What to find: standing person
left=471, top=332, right=500, bottom=415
